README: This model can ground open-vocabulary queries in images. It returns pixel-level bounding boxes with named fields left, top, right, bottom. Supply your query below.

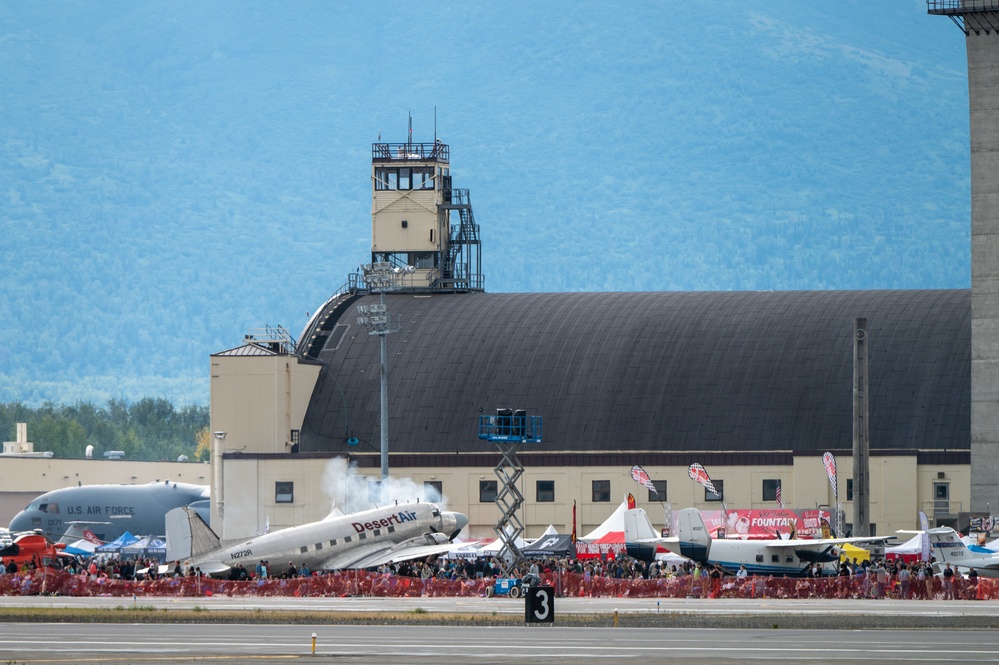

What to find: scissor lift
left=478, top=409, right=542, bottom=576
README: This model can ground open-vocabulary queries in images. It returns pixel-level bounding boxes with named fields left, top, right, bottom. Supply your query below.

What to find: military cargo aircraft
left=8, top=481, right=210, bottom=542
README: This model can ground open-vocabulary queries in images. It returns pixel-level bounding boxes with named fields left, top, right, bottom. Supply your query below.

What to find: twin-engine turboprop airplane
left=914, top=527, right=999, bottom=578
left=624, top=507, right=894, bottom=576
left=161, top=502, right=468, bottom=576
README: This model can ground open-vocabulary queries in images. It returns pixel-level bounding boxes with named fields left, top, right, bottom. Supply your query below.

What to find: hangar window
left=650, top=480, right=666, bottom=502
left=762, top=479, right=781, bottom=502
left=479, top=481, right=497, bottom=502
left=300, top=546, right=307, bottom=554
left=275, top=482, right=294, bottom=503
left=846, top=479, right=854, bottom=502
left=424, top=481, right=443, bottom=502
left=537, top=480, right=555, bottom=503
left=368, top=480, right=382, bottom=504
left=592, top=480, right=611, bottom=502
left=705, top=480, right=724, bottom=502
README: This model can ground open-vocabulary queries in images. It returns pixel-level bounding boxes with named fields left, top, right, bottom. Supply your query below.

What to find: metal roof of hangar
left=297, top=289, right=970, bottom=456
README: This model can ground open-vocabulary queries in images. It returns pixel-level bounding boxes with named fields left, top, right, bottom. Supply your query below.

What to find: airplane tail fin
left=926, top=527, right=983, bottom=566
left=675, top=508, right=712, bottom=564
left=165, top=506, right=220, bottom=561
left=623, top=508, right=660, bottom=542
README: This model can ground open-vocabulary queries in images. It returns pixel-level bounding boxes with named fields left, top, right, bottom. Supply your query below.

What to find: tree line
left=0, top=399, right=209, bottom=462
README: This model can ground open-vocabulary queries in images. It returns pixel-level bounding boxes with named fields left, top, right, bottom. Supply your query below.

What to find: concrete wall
left=967, top=16, right=999, bottom=513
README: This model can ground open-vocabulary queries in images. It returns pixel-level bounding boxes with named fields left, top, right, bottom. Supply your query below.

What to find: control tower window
left=411, top=252, right=435, bottom=269
left=398, top=168, right=411, bottom=190
left=387, top=170, right=398, bottom=189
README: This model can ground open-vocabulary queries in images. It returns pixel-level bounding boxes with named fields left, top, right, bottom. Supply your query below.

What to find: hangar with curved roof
left=299, top=289, right=970, bottom=458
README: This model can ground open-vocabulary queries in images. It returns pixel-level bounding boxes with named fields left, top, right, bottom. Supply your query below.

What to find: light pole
left=357, top=263, right=411, bottom=481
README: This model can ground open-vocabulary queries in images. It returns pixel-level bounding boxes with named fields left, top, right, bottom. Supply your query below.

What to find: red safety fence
left=0, top=569, right=996, bottom=600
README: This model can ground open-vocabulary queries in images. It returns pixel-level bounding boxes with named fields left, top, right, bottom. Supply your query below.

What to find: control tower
left=929, top=1, right=999, bottom=513
left=369, top=124, right=483, bottom=293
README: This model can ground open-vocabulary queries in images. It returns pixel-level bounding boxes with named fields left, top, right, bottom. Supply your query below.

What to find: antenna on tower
left=434, top=106, right=437, bottom=144
left=408, top=112, right=413, bottom=150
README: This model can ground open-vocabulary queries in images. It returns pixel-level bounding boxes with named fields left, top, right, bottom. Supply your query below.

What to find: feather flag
left=687, top=462, right=718, bottom=496
left=775, top=483, right=783, bottom=508
left=822, top=452, right=838, bottom=501
left=631, top=464, right=659, bottom=498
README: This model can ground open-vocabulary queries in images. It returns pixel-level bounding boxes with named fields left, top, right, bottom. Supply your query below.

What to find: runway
left=1, top=622, right=998, bottom=664
left=0, top=595, right=997, bottom=664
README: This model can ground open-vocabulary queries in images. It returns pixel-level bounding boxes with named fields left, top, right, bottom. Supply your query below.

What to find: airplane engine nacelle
left=389, top=532, right=450, bottom=553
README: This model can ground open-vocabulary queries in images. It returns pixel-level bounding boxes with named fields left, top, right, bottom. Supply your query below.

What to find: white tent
left=886, top=532, right=925, bottom=560
left=580, top=499, right=630, bottom=542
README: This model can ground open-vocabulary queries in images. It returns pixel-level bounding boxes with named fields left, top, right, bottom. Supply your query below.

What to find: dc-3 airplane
left=623, top=507, right=895, bottom=576
left=158, top=501, right=468, bottom=576
left=910, top=527, right=999, bottom=578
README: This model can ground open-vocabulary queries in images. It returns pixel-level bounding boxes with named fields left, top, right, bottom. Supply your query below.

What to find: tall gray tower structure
left=929, top=1, right=999, bottom=513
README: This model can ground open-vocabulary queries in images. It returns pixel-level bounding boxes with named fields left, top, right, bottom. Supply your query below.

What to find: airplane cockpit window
left=44, top=503, right=58, bottom=514
left=432, top=509, right=440, bottom=518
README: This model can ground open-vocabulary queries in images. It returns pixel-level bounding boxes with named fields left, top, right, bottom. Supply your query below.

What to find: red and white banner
left=699, top=508, right=831, bottom=539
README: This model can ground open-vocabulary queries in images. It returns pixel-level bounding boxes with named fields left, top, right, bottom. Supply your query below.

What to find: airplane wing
left=317, top=532, right=457, bottom=571
left=763, top=535, right=896, bottom=549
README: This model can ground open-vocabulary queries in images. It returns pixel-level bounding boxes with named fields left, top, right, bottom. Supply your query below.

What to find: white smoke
left=320, top=456, right=448, bottom=516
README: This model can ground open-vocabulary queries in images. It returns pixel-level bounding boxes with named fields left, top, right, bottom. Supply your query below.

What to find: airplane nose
left=442, top=511, right=468, bottom=539
left=8, top=512, right=29, bottom=532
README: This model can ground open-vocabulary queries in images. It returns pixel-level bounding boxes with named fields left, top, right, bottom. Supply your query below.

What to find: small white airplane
left=158, top=502, right=467, bottom=577
left=915, top=527, right=999, bottom=578
left=624, top=507, right=894, bottom=577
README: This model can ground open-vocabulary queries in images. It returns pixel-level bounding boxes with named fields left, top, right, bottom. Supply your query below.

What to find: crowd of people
left=0, top=549, right=995, bottom=600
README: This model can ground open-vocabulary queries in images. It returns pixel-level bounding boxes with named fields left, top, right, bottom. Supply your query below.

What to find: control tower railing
left=372, top=141, right=448, bottom=162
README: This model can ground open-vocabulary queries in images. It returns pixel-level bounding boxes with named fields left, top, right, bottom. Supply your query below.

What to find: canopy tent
left=839, top=542, right=870, bottom=563
left=579, top=499, right=631, bottom=542
left=576, top=500, right=634, bottom=560
left=63, top=539, right=98, bottom=557
left=886, top=533, right=925, bottom=563
left=521, top=534, right=575, bottom=558
left=95, top=531, right=140, bottom=554
left=121, top=536, right=167, bottom=561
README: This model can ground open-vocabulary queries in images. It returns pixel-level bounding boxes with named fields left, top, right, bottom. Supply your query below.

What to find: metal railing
left=928, top=0, right=999, bottom=13
left=372, top=142, right=448, bottom=162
